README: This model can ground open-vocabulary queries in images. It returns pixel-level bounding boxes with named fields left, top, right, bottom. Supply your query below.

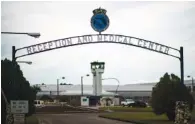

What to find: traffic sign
left=11, top=100, right=28, bottom=114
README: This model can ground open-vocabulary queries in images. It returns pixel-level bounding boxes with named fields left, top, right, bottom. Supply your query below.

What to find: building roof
left=37, top=89, right=116, bottom=96
left=36, top=80, right=192, bottom=94
left=37, top=84, right=154, bottom=92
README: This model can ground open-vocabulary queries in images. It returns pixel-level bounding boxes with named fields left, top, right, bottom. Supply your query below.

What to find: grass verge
left=99, top=112, right=174, bottom=124
left=99, top=109, right=195, bottom=124
left=26, top=115, right=39, bottom=124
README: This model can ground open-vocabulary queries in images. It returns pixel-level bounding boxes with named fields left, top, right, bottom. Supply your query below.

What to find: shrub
left=151, top=73, right=194, bottom=121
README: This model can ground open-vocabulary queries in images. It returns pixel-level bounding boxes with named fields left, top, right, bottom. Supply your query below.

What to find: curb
left=99, top=115, right=149, bottom=124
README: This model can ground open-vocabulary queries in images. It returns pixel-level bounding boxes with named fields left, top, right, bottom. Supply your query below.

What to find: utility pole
left=56, top=77, right=65, bottom=96
left=180, top=47, right=184, bottom=84
left=57, top=79, right=59, bottom=96
left=81, top=74, right=89, bottom=96
left=81, top=76, right=83, bottom=96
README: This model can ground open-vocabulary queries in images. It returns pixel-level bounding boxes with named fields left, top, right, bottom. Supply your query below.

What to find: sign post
left=11, top=100, right=28, bottom=124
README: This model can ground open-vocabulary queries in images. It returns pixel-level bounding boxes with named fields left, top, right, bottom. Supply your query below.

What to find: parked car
left=128, top=100, right=147, bottom=108
left=121, top=99, right=135, bottom=107
left=34, top=100, right=45, bottom=108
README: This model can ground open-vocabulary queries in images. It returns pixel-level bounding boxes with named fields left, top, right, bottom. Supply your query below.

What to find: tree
left=31, top=85, right=41, bottom=94
left=1, top=59, right=37, bottom=124
left=151, top=73, right=194, bottom=121
left=40, top=95, right=53, bottom=102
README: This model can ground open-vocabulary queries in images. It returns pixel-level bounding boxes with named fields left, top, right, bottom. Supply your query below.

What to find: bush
left=151, top=73, right=194, bottom=121
left=40, top=95, right=53, bottom=102
left=56, top=96, right=69, bottom=102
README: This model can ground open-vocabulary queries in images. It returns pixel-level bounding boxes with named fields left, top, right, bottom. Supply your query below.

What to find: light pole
left=1, top=32, right=41, bottom=38
left=102, top=78, right=120, bottom=95
left=57, top=77, right=65, bottom=96
left=187, top=75, right=194, bottom=93
left=81, top=74, right=90, bottom=96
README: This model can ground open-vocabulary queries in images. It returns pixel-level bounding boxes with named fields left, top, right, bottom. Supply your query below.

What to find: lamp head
left=27, top=33, right=41, bottom=38
left=26, top=61, right=32, bottom=65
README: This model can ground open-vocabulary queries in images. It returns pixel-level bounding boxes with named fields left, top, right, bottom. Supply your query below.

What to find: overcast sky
left=1, top=1, right=195, bottom=85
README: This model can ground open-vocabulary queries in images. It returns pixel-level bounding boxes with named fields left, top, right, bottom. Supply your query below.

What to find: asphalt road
left=36, top=113, right=133, bottom=124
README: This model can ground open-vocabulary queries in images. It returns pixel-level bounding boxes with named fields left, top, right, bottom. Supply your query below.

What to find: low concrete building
left=36, top=80, right=193, bottom=105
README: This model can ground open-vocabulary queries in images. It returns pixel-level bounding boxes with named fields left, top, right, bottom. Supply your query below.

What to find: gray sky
left=1, top=1, right=195, bottom=85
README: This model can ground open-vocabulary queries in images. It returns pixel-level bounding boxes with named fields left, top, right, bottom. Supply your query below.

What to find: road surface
left=36, top=113, right=133, bottom=124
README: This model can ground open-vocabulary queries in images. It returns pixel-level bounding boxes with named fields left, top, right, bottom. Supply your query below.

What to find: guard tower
left=91, top=61, right=105, bottom=96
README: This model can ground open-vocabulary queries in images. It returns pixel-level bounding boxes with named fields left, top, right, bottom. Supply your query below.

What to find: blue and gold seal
left=91, top=8, right=110, bottom=34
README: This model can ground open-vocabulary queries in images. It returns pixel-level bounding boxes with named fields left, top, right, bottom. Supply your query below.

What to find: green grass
left=99, top=106, right=153, bottom=112
left=99, top=108, right=195, bottom=124
left=100, top=112, right=174, bottom=124
left=26, top=116, right=39, bottom=124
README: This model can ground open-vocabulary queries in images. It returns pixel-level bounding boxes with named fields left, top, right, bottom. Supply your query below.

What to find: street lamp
left=81, top=74, right=90, bottom=96
left=102, top=78, right=120, bottom=95
left=17, top=61, right=32, bottom=65
left=1, top=32, right=41, bottom=38
left=57, top=77, right=65, bottom=96
left=1, top=31, right=41, bottom=62
left=26, top=33, right=40, bottom=38
left=187, top=75, right=194, bottom=93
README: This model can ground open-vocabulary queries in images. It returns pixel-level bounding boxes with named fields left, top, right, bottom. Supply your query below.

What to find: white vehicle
left=34, top=100, right=45, bottom=108
left=121, top=99, right=135, bottom=107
